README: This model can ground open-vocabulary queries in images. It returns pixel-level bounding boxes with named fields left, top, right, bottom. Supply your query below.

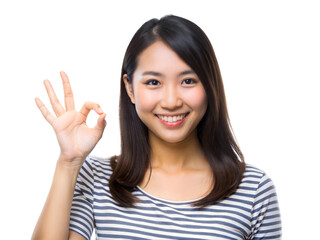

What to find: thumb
left=94, top=113, right=107, bottom=137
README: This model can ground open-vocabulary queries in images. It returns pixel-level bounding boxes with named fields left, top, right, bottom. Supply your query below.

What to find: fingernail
left=98, top=107, right=104, bottom=114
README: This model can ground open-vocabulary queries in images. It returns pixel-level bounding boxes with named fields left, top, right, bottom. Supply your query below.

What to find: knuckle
left=64, top=92, right=73, bottom=97
left=84, top=101, right=97, bottom=108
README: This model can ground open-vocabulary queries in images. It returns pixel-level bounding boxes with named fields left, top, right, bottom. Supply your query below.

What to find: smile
left=155, top=113, right=189, bottom=126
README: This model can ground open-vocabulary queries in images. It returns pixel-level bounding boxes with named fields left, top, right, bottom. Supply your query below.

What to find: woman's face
left=124, top=41, right=208, bottom=144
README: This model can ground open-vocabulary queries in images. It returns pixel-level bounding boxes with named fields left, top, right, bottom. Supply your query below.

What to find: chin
left=151, top=130, right=196, bottom=145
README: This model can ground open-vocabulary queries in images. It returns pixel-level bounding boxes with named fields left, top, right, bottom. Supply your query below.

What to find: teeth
left=157, top=114, right=186, bottom=122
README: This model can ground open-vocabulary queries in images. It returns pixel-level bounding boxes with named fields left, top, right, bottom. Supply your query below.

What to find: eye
left=182, top=78, right=197, bottom=85
left=145, top=79, right=160, bottom=86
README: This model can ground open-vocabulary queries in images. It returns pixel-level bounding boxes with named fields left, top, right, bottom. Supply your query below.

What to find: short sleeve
left=69, top=158, right=95, bottom=240
left=250, top=173, right=282, bottom=239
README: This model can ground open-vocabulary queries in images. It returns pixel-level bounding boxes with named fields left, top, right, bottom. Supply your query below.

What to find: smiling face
left=124, top=41, right=208, bottom=144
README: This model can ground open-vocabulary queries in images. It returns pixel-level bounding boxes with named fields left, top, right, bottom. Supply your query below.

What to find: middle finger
left=60, top=71, right=75, bottom=111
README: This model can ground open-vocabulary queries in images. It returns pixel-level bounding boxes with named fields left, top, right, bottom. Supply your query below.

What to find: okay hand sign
left=35, top=71, right=106, bottom=166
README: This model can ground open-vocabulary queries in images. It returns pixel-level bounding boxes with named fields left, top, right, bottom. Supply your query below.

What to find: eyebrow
left=142, top=70, right=196, bottom=77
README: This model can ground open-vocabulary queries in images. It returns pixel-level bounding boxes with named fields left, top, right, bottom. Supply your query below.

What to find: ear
left=123, top=74, right=135, bottom=104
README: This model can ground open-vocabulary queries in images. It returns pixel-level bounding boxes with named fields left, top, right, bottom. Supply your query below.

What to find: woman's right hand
left=35, top=71, right=107, bottom=167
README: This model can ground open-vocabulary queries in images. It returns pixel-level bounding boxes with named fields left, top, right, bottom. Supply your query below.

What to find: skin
left=124, top=41, right=213, bottom=201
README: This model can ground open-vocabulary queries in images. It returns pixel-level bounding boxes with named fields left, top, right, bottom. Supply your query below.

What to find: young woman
left=32, top=15, right=281, bottom=240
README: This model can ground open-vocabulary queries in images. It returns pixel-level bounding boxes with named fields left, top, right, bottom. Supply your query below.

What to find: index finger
left=60, top=71, right=75, bottom=111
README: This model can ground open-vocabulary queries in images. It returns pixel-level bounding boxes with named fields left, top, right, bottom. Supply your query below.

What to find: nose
left=160, top=84, right=183, bottom=110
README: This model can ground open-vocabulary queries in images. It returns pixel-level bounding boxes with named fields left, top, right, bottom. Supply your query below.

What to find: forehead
left=135, top=41, right=193, bottom=74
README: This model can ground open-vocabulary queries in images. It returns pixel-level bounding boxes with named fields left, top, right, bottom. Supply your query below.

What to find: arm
left=31, top=72, right=106, bottom=240
left=32, top=157, right=83, bottom=240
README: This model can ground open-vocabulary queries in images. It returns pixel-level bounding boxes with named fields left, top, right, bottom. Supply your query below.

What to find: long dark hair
left=109, top=15, right=245, bottom=208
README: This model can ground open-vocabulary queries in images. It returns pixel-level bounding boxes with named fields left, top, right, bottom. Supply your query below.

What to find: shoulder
left=78, top=155, right=113, bottom=182
left=244, top=164, right=266, bottom=177
left=243, top=163, right=273, bottom=185
left=243, top=163, right=278, bottom=202
left=85, top=155, right=112, bottom=170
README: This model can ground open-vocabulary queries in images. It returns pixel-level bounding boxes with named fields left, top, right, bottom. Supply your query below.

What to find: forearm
left=31, top=156, right=83, bottom=240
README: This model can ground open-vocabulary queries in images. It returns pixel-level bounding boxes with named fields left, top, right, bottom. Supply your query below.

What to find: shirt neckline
left=136, top=186, right=206, bottom=205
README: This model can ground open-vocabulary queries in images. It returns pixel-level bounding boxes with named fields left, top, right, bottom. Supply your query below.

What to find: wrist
left=57, top=154, right=86, bottom=170
left=54, top=159, right=82, bottom=184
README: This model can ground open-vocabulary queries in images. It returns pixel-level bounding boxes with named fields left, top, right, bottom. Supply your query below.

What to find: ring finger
left=44, top=79, right=66, bottom=116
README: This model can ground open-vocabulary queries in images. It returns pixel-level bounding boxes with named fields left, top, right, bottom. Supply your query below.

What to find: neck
left=148, top=130, right=207, bottom=171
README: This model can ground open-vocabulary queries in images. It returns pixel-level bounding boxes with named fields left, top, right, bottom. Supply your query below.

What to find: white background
left=0, top=0, right=319, bottom=239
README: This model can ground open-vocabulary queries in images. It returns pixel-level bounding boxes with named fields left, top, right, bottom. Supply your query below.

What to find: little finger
left=35, top=97, right=56, bottom=125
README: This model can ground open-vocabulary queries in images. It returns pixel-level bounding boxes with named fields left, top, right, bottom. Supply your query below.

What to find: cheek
left=184, top=87, right=208, bottom=111
left=134, top=87, right=157, bottom=113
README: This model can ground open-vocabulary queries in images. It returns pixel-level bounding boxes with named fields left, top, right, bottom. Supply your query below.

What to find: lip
left=155, top=113, right=189, bottom=127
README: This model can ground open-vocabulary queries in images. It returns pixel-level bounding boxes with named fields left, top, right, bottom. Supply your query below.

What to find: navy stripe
left=71, top=204, right=94, bottom=222
left=69, top=222, right=90, bottom=240
left=70, top=213, right=93, bottom=233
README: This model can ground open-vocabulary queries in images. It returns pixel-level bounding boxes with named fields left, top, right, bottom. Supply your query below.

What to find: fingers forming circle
left=80, top=101, right=102, bottom=119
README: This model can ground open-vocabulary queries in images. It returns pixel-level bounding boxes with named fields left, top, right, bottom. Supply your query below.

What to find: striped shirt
left=69, top=156, right=281, bottom=239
